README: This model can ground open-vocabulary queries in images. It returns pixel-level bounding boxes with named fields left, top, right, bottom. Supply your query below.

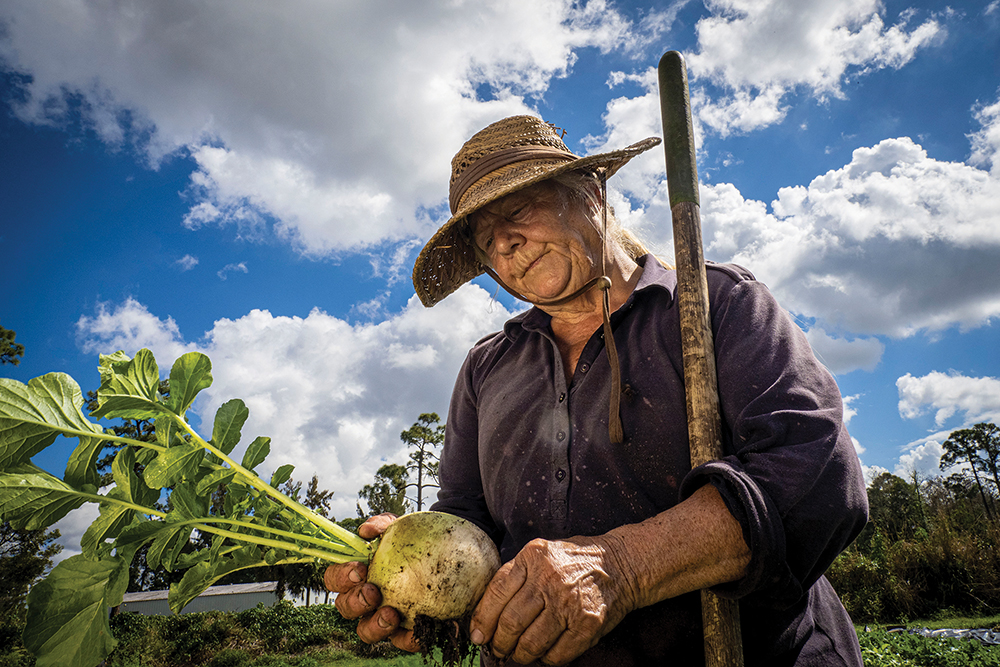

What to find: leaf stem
left=172, top=416, right=373, bottom=558
left=193, top=523, right=361, bottom=563
left=176, top=516, right=369, bottom=559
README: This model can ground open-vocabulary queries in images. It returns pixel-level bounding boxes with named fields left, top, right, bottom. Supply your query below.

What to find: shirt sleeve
left=429, top=346, right=504, bottom=545
left=679, top=271, right=869, bottom=608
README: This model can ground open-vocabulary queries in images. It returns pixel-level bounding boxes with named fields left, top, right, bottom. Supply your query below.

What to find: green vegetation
left=0, top=348, right=375, bottom=667
left=858, top=629, right=1000, bottom=667
left=827, top=466, right=1000, bottom=624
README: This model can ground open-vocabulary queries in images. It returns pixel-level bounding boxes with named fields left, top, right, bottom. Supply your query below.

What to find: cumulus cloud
left=805, top=328, right=884, bottom=374
left=75, top=291, right=513, bottom=520
left=0, top=0, right=643, bottom=258
left=51, top=503, right=100, bottom=564
left=897, top=371, right=1000, bottom=426
left=894, top=438, right=945, bottom=479
left=76, top=298, right=198, bottom=363
left=687, top=0, right=943, bottom=136
left=623, top=103, right=1000, bottom=340
left=969, top=95, right=1000, bottom=173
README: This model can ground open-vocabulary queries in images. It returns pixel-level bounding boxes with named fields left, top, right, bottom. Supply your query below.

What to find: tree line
left=2, top=320, right=997, bottom=640
left=828, top=421, right=1000, bottom=623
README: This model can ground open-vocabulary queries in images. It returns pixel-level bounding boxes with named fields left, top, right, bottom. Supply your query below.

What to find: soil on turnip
left=413, top=614, right=478, bottom=666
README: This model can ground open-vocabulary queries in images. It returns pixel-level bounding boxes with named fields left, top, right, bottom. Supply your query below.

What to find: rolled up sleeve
left=680, top=278, right=868, bottom=607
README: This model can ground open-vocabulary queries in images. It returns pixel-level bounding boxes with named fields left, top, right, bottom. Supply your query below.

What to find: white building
left=119, top=582, right=315, bottom=615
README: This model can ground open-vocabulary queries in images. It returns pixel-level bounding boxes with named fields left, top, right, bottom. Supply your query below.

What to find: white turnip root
left=366, top=511, right=500, bottom=630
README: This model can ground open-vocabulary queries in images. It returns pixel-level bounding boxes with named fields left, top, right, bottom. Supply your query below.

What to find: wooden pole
left=657, top=50, right=745, bottom=667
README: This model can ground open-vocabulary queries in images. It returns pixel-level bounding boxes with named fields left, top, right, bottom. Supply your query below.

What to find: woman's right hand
left=323, top=513, right=421, bottom=652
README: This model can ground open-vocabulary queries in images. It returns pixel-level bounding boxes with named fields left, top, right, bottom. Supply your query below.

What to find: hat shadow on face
left=412, top=115, right=661, bottom=307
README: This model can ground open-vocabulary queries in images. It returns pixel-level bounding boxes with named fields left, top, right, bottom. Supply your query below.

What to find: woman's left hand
left=468, top=535, right=639, bottom=665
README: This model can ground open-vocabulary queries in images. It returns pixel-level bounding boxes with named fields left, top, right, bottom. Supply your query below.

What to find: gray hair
left=464, top=170, right=665, bottom=269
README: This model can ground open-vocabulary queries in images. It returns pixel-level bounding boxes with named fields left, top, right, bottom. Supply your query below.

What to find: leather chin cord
left=482, top=168, right=625, bottom=444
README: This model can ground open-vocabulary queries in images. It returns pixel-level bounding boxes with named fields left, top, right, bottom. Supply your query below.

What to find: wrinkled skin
left=325, top=181, right=750, bottom=664
left=325, top=487, right=748, bottom=665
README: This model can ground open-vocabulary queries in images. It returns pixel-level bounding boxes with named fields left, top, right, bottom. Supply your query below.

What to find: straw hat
left=412, top=115, right=661, bottom=307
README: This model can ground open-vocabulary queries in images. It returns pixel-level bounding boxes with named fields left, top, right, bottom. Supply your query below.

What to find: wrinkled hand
left=469, top=535, right=639, bottom=665
left=323, top=513, right=420, bottom=653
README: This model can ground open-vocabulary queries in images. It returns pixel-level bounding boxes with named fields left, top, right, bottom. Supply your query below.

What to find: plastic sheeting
left=886, top=627, right=1000, bottom=646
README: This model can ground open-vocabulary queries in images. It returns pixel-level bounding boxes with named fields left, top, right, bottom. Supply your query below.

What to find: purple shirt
left=432, top=256, right=868, bottom=666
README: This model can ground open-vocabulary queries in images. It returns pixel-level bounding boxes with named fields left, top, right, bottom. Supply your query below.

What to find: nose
left=491, top=219, right=525, bottom=257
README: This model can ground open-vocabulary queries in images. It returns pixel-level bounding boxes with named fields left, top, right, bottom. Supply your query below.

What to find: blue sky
left=1, top=0, right=999, bottom=558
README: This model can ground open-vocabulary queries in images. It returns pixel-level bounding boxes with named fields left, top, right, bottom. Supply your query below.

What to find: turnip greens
left=0, top=348, right=375, bottom=667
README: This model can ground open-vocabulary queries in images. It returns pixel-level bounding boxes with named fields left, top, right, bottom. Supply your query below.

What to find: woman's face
left=470, top=180, right=602, bottom=303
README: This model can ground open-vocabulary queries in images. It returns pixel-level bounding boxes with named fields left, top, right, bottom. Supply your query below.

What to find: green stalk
left=179, top=516, right=370, bottom=558
left=172, top=415, right=372, bottom=558
left=194, top=523, right=361, bottom=563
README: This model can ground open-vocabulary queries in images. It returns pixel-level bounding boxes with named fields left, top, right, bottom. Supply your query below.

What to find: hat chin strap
left=482, top=169, right=625, bottom=445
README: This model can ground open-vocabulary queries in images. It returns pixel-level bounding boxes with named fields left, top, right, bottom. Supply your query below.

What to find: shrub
left=829, top=520, right=1000, bottom=623
left=105, top=601, right=402, bottom=667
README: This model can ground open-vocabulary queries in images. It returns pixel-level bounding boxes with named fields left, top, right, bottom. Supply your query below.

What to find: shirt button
left=556, top=431, right=566, bottom=441
left=556, top=469, right=566, bottom=481
left=579, top=363, right=589, bottom=373
left=558, top=392, right=566, bottom=402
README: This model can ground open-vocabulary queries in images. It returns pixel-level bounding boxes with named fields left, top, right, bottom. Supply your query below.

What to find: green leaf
left=195, top=467, right=237, bottom=496
left=143, top=441, right=203, bottom=489
left=0, top=374, right=104, bottom=470
left=146, top=523, right=193, bottom=572
left=81, top=488, right=134, bottom=557
left=23, top=555, right=126, bottom=667
left=91, top=349, right=171, bottom=421
left=271, top=463, right=295, bottom=487
left=241, top=436, right=271, bottom=472
left=166, top=352, right=213, bottom=416
left=114, top=519, right=166, bottom=560
left=0, top=464, right=89, bottom=530
left=169, top=483, right=209, bottom=520
left=169, top=544, right=263, bottom=614
left=64, top=435, right=104, bottom=490
left=212, top=398, right=249, bottom=454
left=112, top=447, right=159, bottom=508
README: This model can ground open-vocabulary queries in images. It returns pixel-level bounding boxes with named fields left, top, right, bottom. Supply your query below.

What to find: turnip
left=367, top=510, right=500, bottom=629
left=0, top=348, right=500, bottom=667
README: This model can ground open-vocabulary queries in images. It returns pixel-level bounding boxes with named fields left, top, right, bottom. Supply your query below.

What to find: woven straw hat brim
left=412, top=136, right=661, bottom=307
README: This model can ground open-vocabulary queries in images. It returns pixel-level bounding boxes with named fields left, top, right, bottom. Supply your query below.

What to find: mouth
left=515, top=251, right=545, bottom=278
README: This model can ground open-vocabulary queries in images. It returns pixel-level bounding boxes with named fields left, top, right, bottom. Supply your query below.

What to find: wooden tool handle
left=658, top=49, right=745, bottom=667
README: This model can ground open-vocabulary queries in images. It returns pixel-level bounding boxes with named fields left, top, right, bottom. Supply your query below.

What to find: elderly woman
left=326, top=116, right=868, bottom=666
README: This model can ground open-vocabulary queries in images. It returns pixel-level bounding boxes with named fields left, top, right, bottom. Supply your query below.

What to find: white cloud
left=803, top=327, right=884, bottom=374
left=862, top=464, right=889, bottom=486
left=893, top=439, right=944, bottom=479
left=76, top=298, right=198, bottom=364
left=674, top=130, right=1000, bottom=339
left=0, top=0, right=641, bottom=257
left=74, top=291, right=513, bottom=520
left=51, top=503, right=100, bottom=564
left=969, top=96, right=1000, bottom=173
left=217, top=262, right=248, bottom=281
left=842, top=394, right=859, bottom=425
left=687, top=0, right=943, bottom=136
left=175, top=254, right=199, bottom=271
left=897, top=371, right=1000, bottom=426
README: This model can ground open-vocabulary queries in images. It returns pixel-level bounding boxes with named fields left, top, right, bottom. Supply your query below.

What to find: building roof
left=122, top=581, right=279, bottom=603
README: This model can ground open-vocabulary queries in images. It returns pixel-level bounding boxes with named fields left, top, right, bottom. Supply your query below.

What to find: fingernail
left=471, top=629, right=485, bottom=645
left=349, top=569, right=362, bottom=584
left=377, top=613, right=392, bottom=629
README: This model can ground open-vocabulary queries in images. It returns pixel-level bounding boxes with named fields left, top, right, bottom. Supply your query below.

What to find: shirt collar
left=502, top=254, right=676, bottom=341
